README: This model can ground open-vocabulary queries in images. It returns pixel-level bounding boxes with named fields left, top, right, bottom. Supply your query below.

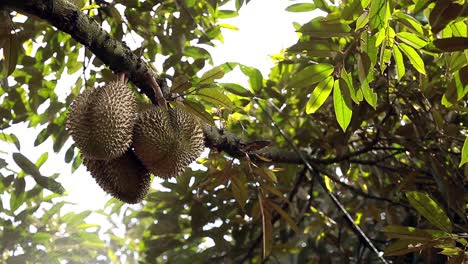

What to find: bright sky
left=0, top=1, right=320, bottom=227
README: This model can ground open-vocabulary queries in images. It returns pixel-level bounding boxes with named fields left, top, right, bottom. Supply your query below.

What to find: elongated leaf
left=171, top=75, right=192, bottom=93
left=406, top=191, right=452, bottom=232
left=340, top=69, right=362, bottom=103
left=392, top=45, right=405, bottom=81
left=13, top=153, right=42, bottom=177
left=398, top=43, right=426, bottom=75
left=258, top=195, right=273, bottom=257
left=397, top=32, right=428, bottom=49
left=393, top=11, right=424, bottom=34
left=384, top=239, right=435, bottom=256
left=195, top=87, right=234, bottom=109
left=221, top=83, right=253, bottom=97
left=459, top=136, right=468, bottom=167
left=299, top=18, right=351, bottom=37
left=433, top=37, right=468, bottom=52
left=267, top=200, right=300, bottom=233
left=361, top=81, right=377, bottom=108
left=286, top=3, right=316, bottom=12
left=230, top=175, right=247, bottom=210
left=368, top=0, right=387, bottom=30
left=288, top=63, right=334, bottom=89
left=34, top=175, right=65, bottom=194
left=306, top=76, right=334, bottom=114
left=35, top=152, right=48, bottom=168
left=2, top=31, right=19, bottom=77
left=429, top=2, right=463, bottom=34
left=382, top=225, right=447, bottom=240
left=171, top=100, right=215, bottom=126
left=199, top=66, right=225, bottom=85
left=333, top=79, right=352, bottom=132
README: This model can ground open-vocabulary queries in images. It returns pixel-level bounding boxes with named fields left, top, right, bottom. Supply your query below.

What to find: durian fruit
left=66, top=81, right=137, bottom=160
left=133, top=106, right=205, bottom=179
left=83, top=150, right=151, bottom=203
left=88, top=81, right=137, bottom=160
left=66, top=87, right=99, bottom=157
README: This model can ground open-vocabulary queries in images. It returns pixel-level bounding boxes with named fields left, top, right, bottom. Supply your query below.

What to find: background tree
left=0, top=0, right=467, bottom=263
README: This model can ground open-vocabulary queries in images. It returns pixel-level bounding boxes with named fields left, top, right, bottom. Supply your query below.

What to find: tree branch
left=2, top=0, right=160, bottom=103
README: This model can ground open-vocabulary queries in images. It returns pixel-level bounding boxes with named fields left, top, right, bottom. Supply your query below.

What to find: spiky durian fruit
left=83, top=150, right=151, bottom=203
left=66, top=81, right=137, bottom=160
left=133, top=106, right=205, bottom=179
left=66, top=87, right=100, bottom=157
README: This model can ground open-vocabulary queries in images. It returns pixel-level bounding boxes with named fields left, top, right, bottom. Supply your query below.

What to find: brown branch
left=2, top=0, right=159, bottom=103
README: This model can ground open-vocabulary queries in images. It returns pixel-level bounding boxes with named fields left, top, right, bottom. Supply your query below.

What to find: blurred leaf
left=397, top=32, right=428, bottom=49
left=267, top=201, right=300, bottom=233
left=433, top=37, right=468, bottom=52
left=172, top=100, right=215, bottom=125
left=13, top=153, right=41, bottom=177
left=288, top=63, right=334, bottom=89
left=393, top=11, right=424, bottom=34
left=240, top=65, right=263, bottom=92
left=333, top=79, right=352, bottom=132
left=231, top=175, right=247, bottom=210
left=195, top=87, right=234, bottom=109
left=1, top=31, right=19, bottom=77
left=392, top=45, right=405, bottom=81
left=34, top=175, right=65, bottom=194
left=406, top=191, right=452, bottom=232
left=368, top=0, right=388, bottom=30
left=0, top=133, right=21, bottom=150
left=299, top=18, right=351, bottom=37
left=306, top=76, right=334, bottom=114
left=171, top=75, right=192, bottom=94
left=382, top=225, right=448, bottom=240
left=221, top=83, right=253, bottom=97
left=429, top=2, right=464, bottom=34
left=398, top=43, right=426, bottom=75
left=199, top=66, right=225, bottom=85
left=459, top=136, right=468, bottom=167
left=384, top=239, right=435, bottom=256
left=285, top=3, right=316, bottom=12
left=259, top=195, right=273, bottom=257
left=35, top=152, right=48, bottom=168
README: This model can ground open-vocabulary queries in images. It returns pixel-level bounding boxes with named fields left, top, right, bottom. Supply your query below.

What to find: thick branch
left=2, top=0, right=159, bottom=103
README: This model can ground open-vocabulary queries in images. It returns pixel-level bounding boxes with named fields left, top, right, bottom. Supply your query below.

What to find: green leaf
left=35, top=152, right=48, bottom=168
left=288, top=63, right=334, bottom=89
left=267, top=200, right=300, bottom=233
left=171, top=75, right=192, bottom=94
left=397, top=32, right=428, bottom=49
left=384, top=239, right=435, bottom=256
left=299, top=18, right=351, bottom=37
left=382, top=225, right=448, bottom=240
left=240, top=65, right=263, bottom=92
left=0, top=133, right=21, bottom=150
left=429, top=1, right=464, bottom=34
left=355, top=12, right=369, bottom=30
left=34, top=128, right=50, bottom=146
left=216, top=10, right=239, bottom=19
left=195, top=87, right=234, bottom=109
left=361, top=81, right=377, bottom=109
left=199, top=66, right=225, bottom=85
left=171, top=100, right=215, bottom=126
left=1, top=31, right=19, bottom=77
left=392, top=45, right=405, bottom=81
left=398, top=43, right=426, bottom=75
left=33, top=175, right=65, bottom=194
left=368, top=0, right=388, bottom=30
left=221, top=83, right=253, bottom=97
left=333, top=79, right=352, bottom=132
left=285, top=3, right=316, bottom=12
left=231, top=175, right=247, bottom=210
left=340, top=69, right=362, bottom=104
left=433, top=37, right=468, bottom=52
left=459, top=136, right=468, bottom=167
left=393, top=11, right=424, bottom=34
left=81, top=4, right=100, bottom=11
left=12, top=153, right=42, bottom=177
left=405, top=191, right=452, bottom=232
left=414, top=0, right=434, bottom=14
left=306, top=76, right=334, bottom=114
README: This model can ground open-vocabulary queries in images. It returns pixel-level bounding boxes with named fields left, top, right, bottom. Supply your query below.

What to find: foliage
left=0, top=0, right=467, bottom=263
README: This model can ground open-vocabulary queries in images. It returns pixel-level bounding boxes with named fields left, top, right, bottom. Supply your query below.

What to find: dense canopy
left=0, top=0, right=467, bottom=263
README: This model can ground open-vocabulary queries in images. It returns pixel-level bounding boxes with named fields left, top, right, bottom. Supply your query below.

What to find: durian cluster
left=66, top=79, right=205, bottom=203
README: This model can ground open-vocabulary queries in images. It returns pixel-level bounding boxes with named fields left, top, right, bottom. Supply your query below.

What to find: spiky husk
left=66, top=88, right=102, bottom=157
left=88, top=81, right=137, bottom=160
left=83, top=150, right=151, bottom=203
left=133, top=106, right=205, bottom=179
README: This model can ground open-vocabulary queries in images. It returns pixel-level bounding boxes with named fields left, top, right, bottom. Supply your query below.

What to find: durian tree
left=0, top=0, right=467, bottom=263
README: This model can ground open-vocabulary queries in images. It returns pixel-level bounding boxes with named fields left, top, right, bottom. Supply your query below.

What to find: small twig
left=146, top=72, right=167, bottom=109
